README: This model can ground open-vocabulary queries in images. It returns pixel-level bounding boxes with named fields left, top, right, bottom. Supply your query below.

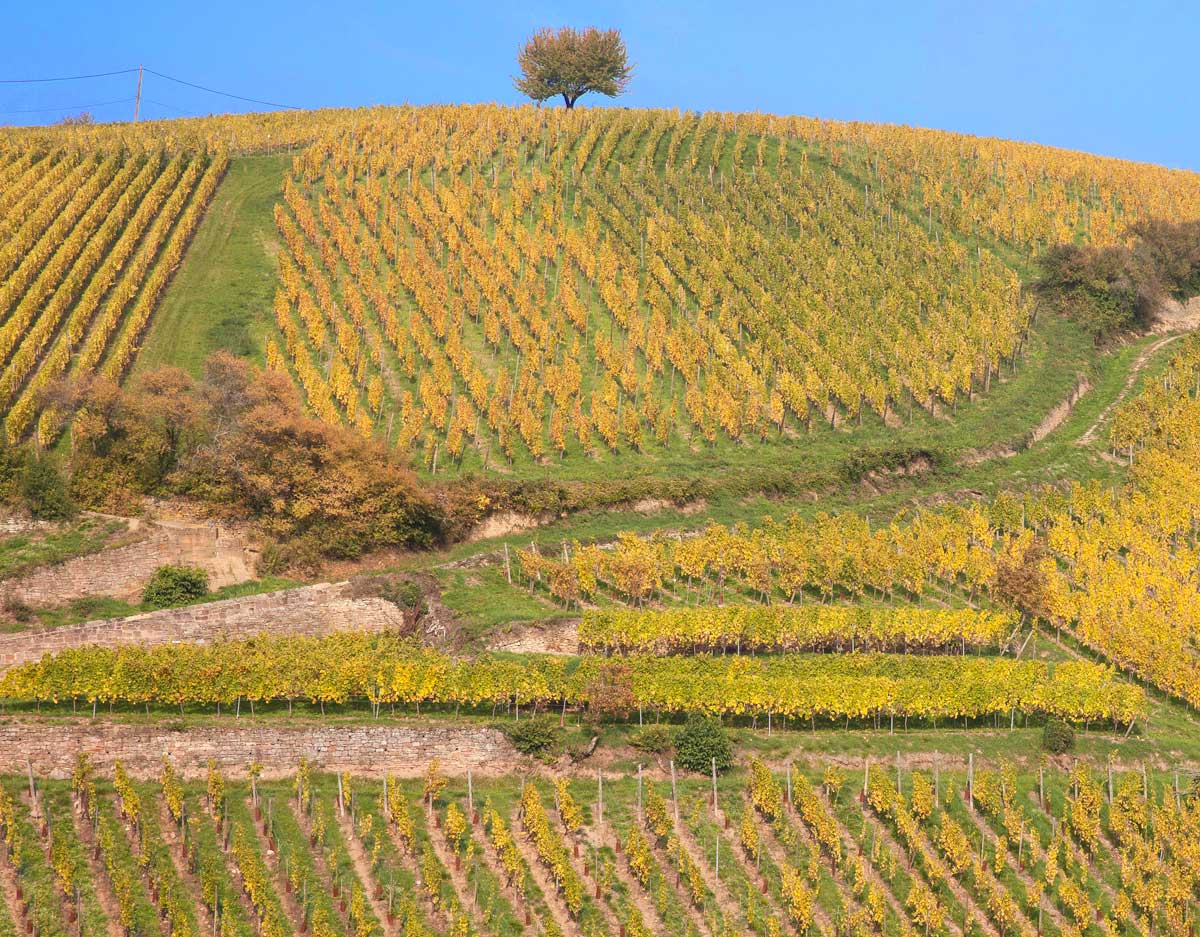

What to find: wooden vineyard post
left=671, top=760, right=679, bottom=825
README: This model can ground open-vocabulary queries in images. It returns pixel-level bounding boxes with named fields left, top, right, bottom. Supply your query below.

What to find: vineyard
left=1, top=97, right=1200, bottom=932
left=0, top=757, right=1197, bottom=937
left=0, top=142, right=226, bottom=445
left=0, top=632, right=1143, bottom=726
left=259, top=106, right=1200, bottom=471
left=498, top=332, right=1200, bottom=710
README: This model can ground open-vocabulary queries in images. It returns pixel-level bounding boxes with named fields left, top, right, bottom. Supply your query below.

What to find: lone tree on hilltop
left=514, top=26, right=633, bottom=109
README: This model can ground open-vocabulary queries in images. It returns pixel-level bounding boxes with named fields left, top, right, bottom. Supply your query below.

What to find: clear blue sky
left=5, top=0, right=1196, bottom=170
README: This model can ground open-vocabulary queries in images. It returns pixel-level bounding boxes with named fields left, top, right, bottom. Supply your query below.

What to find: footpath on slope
left=133, top=154, right=291, bottom=375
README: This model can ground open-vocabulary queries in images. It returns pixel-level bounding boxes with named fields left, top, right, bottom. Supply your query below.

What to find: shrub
left=19, top=457, right=74, bottom=520
left=1042, top=718, right=1075, bottom=755
left=674, top=716, right=733, bottom=774
left=142, top=565, right=209, bottom=609
left=499, top=717, right=560, bottom=756
left=2, top=594, right=33, bottom=623
left=377, top=578, right=427, bottom=617
left=631, top=724, right=673, bottom=754
left=1034, top=242, right=1159, bottom=339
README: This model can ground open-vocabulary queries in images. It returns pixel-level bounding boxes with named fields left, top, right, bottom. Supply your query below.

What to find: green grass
left=435, top=565, right=574, bottom=644
left=135, top=154, right=290, bottom=376
left=0, top=517, right=128, bottom=581
left=408, top=323, right=1185, bottom=637
left=133, top=149, right=1163, bottom=537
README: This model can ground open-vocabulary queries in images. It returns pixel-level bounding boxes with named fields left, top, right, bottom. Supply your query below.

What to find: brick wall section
left=0, top=720, right=518, bottom=779
left=0, top=581, right=405, bottom=670
left=1, top=522, right=253, bottom=604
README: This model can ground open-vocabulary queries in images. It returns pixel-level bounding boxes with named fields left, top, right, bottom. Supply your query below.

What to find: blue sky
left=4, top=0, right=1196, bottom=169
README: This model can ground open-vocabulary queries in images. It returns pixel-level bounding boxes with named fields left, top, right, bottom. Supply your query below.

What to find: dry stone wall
left=1, top=520, right=254, bottom=604
left=0, top=581, right=405, bottom=669
left=0, top=719, right=518, bottom=779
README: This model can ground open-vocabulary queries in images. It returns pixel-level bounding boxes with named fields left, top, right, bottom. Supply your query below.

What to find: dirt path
left=560, top=829, right=621, bottom=937
left=509, top=806, right=583, bottom=937
left=744, top=802, right=836, bottom=937
left=957, top=804, right=1069, bottom=934
left=1023, top=791, right=1139, bottom=934
left=581, top=821, right=668, bottom=937
left=242, top=800, right=309, bottom=935
left=152, top=797, right=211, bottom=926
left=857, top=806, right=971, bottom=937
left=331, top=807, right=400, bottom=937
left=776, top=792, right=878, bottom=930
left=1078, top=334, right=1183, bottom=446
left=0, top=836, right=32, bottom=937
left=672, top=804, right=756, bottom=936
left=639, top=828, right=712, bottom=937
left=719, top=813, right=805, bottom=934
left=470, top=817, right=536, bottom=934
left=813, top=788, right=913, bottom=932
left=21, top=791, right=94, bottom=937
left=380, top=813, right=449, bottom=930
left=71, top=796, right=127, bottom=937
left=422, top=804, right=495, bottom=936
left=959, top=375, right=1091, bottom=465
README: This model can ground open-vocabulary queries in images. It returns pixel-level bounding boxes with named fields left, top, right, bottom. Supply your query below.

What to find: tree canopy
left=514, top=26, right=633, bottom=109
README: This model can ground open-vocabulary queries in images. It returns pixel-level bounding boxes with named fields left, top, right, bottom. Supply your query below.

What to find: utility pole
left=134, top=65, right=144, bottom=122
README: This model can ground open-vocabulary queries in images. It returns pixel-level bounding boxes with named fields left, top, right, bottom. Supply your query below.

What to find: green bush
left=674, top=716, right=733, bottom=774
left=2, top=594, right=33, bottom=623
left=378, top=578, right=427, bottom=616
left=499, top=717, right=560, bottom=756
left=142, top=565, right=209, bottom=609
left=19, top=457, right=74, bottom=520
left=1042, top=718, right=1075, bottom=755
left=631, top=724, right=673, bottom=754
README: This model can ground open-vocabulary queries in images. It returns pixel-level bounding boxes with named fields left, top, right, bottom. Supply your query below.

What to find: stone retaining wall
left=0, top=719, right=517, bottom=779
left=1, top=521, right=255, bottom=604
left=0, top=581, right=404, bottom=670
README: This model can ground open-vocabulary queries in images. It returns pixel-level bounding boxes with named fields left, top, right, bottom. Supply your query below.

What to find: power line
left=0, top=97, right=135, bottom=115
left=140, top=97, right=193, bottom=116
left=144, top=68, right=302, bottom=110
left=0, top=68, right=139, bottom=84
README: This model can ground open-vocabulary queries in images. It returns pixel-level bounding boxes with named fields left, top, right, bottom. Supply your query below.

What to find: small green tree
left=674, top=715, right=733, bottom=774
left=19, top=456, right=74, bottom=520
left=1042, top=718, right=1075, bottom=755
left=514, top=26, right=633, bottom=109
left=142, top=565, right=209, bottom=609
